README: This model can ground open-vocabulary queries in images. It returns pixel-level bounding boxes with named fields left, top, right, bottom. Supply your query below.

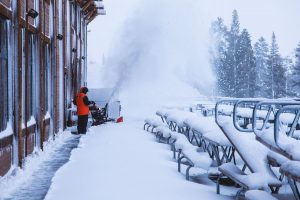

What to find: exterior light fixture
left=82, top=56, right=86, bottom=60
left=57, top=34, right=63, bottom=40
left=26, top=9, right=39, bottom=19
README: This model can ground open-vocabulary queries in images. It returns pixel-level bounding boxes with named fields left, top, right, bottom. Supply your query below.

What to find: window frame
left=0, top=18, right=9, bottom=132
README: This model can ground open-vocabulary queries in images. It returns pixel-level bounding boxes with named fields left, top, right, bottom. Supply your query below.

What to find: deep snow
left=44, top=120, right=232, bottom=200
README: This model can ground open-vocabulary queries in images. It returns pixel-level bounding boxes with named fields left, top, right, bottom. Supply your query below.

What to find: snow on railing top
left=216, top=98, right=300, bottom=161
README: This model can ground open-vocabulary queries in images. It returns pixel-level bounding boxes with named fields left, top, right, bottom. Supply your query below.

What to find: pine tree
left=209, top=18, right=228, bottom=96
left=268, top=33, right=286, bottom=98
left=235, top=29, right=256, bottom=97
left=224, top=9, right=240, bottom=97
left=254, top=37, right=270, bottom=97
left=282, top=56, right=294, bottom=97
left=291, top=42, right=300, bottom=96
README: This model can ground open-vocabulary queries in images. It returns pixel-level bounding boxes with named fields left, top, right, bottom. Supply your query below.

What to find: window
left=26, top=34, right=34, bottom=121
left=44, top=45, right=50, bottom=112
left=0, top=19, right=8, bottom=132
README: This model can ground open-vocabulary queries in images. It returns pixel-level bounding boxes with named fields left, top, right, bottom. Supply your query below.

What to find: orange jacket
left=76, top=92, right=89, bottom=116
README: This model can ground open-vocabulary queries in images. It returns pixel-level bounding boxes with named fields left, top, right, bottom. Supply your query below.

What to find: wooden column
left=17, top=0, right=24, bottom=168
left=39, top=0, right=45, bottom=150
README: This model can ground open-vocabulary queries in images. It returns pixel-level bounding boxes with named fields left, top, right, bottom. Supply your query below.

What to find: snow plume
left=101, top=0, right=215, bottom=117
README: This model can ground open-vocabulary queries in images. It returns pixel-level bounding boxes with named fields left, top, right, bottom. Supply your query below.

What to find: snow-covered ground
left=44, top=119, right=232, bottom=200
left=0, top=133, right=80, bottom=200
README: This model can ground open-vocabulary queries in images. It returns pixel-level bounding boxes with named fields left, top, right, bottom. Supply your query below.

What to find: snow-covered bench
left=165, top=110, right=197, bottom=133
left=156, top=108, right=170, bottom=123
left=252, top=104, right=300, bottom=162
left=155, top=124, right=213, bottom=180
left=279, top=160, right=300, bottom=199
left=144, top=118, right=165, bottom=133
left=155, top=125, right=173, bottom=143
left=245, top=190, right=278, bottom=200
left=174, top=137, right=212, bottom=180
left=183, top=115, right=234, bottom=166
left=232, top=100, right=300, bottom=199
left=216, top=115, right=282, bottom=198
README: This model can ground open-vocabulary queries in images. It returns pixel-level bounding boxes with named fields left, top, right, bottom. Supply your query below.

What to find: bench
left=155, top=125, right=172, bottom=143
left=280, top=160, right=300, bottom=199
left=165, top=111, right=197, bottom=134
left=178, top=147, right=212, bottom=180
left=217, top=163, right=279, bottom=197
left=156, top=109, right=170, bottom=123
left=183, top=115, right=234, bottom=166
left=245, top=190, right=278, bottom=200
left=216, top=114, right=282, bottom=197
left=144, top=118, right=164, bottom=133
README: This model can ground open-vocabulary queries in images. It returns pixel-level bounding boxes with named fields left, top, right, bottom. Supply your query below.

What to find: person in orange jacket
left=73, top=87, right=95, bottom=134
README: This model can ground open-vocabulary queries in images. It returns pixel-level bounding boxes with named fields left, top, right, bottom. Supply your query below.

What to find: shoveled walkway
left=44, top=120, right=232, bottom=200
left=0, top=134, right=81, bottom=200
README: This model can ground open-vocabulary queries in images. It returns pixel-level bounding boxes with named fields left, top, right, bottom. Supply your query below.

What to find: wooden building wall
left=0, top=0, right=101, bottom=176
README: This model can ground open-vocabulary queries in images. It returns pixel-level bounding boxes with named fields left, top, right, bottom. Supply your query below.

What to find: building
left=0, top=0, right=104, bottom=176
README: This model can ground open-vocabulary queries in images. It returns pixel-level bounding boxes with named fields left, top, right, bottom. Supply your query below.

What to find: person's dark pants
left=77, top=115, right=88, bottom=134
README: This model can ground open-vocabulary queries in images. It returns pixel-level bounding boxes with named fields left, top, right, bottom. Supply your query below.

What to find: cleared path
left=0, top=134, right=80, bottom=200
left=45, top=120, right=232, bottom=200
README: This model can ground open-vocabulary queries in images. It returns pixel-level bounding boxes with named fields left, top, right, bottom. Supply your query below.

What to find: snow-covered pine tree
left=209, top=17, right=228, bottom=96
left=282, top=56, right=294, bottom=97
left=235, top=29, right=256, bottom=97
left=254, top=37, right=270, bottom=97
left=291, top=42, right=300, bottom=96
left=268, top=32, right=286, bottom=98
left=223, top=9, right=240, bottom=97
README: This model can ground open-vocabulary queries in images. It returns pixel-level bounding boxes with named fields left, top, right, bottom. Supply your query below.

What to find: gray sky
left=88, top=0, right=300, bottom=90
left=88, top=0, right=300, bottom=64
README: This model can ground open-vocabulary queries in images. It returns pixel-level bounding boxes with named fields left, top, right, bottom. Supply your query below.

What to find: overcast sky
left=88, top=0, right=300, bottom=89
left=88, top=0, right=300, bottom=64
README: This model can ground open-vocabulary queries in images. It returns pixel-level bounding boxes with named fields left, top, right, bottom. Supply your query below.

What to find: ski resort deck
left=1, top=98, right=300, bottom=200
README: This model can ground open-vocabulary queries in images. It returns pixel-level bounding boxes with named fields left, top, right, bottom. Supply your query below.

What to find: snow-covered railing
left=232, top=99, right=265, bottom=132
left=215, top=99, right=283, bottom=197
left=253, top=100, right=300, bottom=133
left=215, top=99, right=239, bottom=120
left=274, top=105, right=300, bottom=144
